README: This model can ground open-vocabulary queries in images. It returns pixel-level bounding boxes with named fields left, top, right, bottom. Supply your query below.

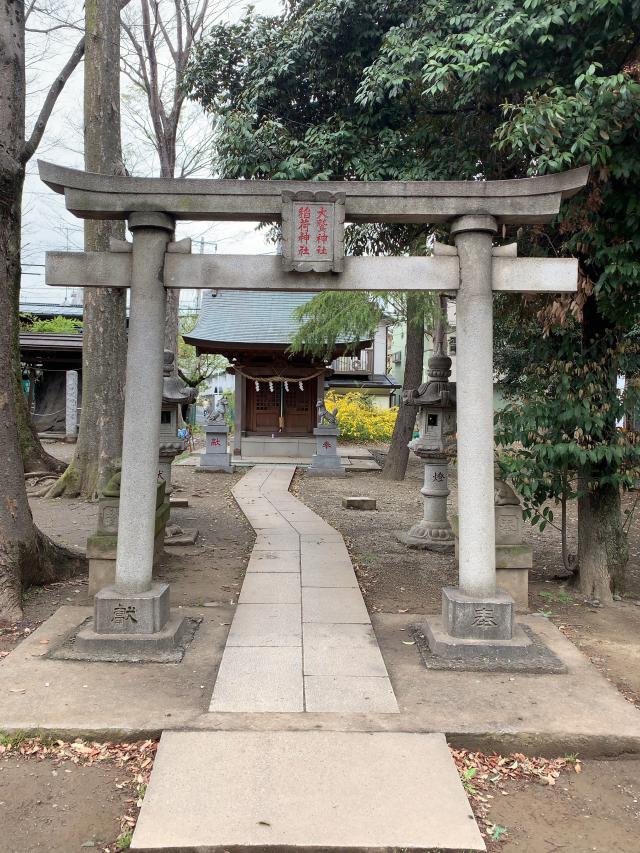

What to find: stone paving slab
left=301, top=561, right=358, bottom=588
left=215, top=465, right=397, bottom=714
left=246, top=550, right=300, bottom=573
left=131, top=730, right=484, bottom=852
left=226, top=603, right=302, bottom=647
left=303, top=624, right=388, bottom=676
left=209, top=647, right=303, bottom=713
left=304, top=675, right=399, bottom=713
left=302, top=588, right=371, bottom=624
left=253, top=533, right=300, bottom=551
left=239, top=573, right=301, bottom=604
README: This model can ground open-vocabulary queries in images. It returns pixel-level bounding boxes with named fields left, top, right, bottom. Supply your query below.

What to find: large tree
left=50, top=0, right=130, bottom=500
left=185, top=0, right=438, bottom=478
left=0, top=1, right=87, bottom=621
left=359, top=0, right=640, bottom=600
left=188, top=0, right=640, bottom=599
left=121, top=0, right=228, bottom=364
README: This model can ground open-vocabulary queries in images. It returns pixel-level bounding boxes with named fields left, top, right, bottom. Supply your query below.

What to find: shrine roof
left=184, top=289, right=365, bottom=351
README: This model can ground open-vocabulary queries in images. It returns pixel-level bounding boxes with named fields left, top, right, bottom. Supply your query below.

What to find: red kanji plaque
left=281, top=190, right=345, bottom=272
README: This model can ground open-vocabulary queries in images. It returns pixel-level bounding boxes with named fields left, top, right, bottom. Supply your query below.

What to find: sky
left=21, top=0, right=283, bottom=309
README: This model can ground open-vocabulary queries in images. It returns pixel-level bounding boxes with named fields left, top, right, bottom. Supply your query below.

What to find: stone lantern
left=397, top=336, right=456, bottom=551
left=159, top=351, right=197, bottom=497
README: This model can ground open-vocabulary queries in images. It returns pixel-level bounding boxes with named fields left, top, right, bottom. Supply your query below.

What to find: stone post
left=75, top=213, right=189, bottom=660
left=65, top=369, right=78, bottom=441
left=113, top=211, right=174, bottom=595
left=426, top=215, right=520, bottom=655
left=201, top=423, right=233, bottom=472
left=450, top=216, right=498, bottom=598
left=308, top=426, right=345, bottom=477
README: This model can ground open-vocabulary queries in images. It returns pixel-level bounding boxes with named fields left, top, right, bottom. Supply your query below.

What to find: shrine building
left=183, top=289, right=399, bottom=459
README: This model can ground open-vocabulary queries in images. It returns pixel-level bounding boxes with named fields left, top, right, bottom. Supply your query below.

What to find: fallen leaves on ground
left=450, top=747, right=580, bottom=844
left=0, top=735, right=158, bottom=851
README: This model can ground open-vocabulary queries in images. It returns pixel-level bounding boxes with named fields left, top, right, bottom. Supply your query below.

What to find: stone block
left=302, top=588, right=370, bottom=624
left=495, top=504, right=523, bottom=545
left=442, top=586, right=514, bottom=641
left=73, top=613, right=191, bottom=663
left=94, top=582, right=170, bottom=635
left=308, top=425, right=346, bottom=477
left=200, top=423, right=233, bottom=471
left=342, top=496, right=376, bottom=510
left=497, top=567, right=529, bottom=612
left=87, top=558, right=116, bottom=599
left=97, top=498, right=119, bottom=535
left=423, top=615, right=533, bottom=662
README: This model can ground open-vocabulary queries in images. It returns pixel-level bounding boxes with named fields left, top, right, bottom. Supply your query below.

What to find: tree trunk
left=578, top=482, right=627, bottom=601
left=49, top=0, right=127, bottom=500
left=0, top=4, right=86, bottom=622
left=382, top=293, right=424, bottom=480
left=577, top=293, right=628, bottom=601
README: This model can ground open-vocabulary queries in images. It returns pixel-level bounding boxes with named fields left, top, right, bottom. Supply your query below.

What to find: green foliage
left=290, top=292, right=383, bottom=360
left=20, top=314, right=82, bottom=334
left=187, top=1, right=640, bottom=564
left=496, top=336, right=640, bottom=530
left=115, top=831, right=132, bottom=850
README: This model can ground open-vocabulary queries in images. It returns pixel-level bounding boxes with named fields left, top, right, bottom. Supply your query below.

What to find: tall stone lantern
left=159, top=351, right=197, bottom=498
left=397, top=336, right=456, bottom=552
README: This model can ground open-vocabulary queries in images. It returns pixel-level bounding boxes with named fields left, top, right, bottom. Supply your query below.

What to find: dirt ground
left=0, top=755, right=129, bottom=853
left=1, top=440, right=640, bottom=851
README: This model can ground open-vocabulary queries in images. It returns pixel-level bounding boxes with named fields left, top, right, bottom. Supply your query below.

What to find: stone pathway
left=209, top=465, right=398, bottom=713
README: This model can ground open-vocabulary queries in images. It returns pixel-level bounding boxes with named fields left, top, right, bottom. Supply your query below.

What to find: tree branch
left=22, top=34, right=86, bottom=163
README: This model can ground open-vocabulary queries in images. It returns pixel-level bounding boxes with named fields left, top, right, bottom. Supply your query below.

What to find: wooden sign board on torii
left=37, top=159, right=589, bottom=659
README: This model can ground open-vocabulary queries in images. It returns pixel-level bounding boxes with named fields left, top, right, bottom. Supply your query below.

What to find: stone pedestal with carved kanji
left=200, top=424, right=233, bottom=472
left=308, top=426, right=345, bottom=477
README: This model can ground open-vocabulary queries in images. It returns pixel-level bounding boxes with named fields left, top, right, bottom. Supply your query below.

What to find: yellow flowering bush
left=325, top=390, right=398, bottom=443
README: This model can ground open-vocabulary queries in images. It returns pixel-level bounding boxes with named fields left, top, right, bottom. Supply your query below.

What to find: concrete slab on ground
left=175, top=446, right=381, bottom=470
left=131, top=730, right=484, bottom=852
left=2, top=608, right=640, bottom=755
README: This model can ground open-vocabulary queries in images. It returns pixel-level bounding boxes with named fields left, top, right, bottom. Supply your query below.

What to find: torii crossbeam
left=39, top=160, right=589, bottom=661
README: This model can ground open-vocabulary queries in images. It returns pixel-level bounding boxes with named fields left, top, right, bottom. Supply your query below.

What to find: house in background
left=183, top=289, right=399, bottom=459
left=389, top=300, right=458, bottom=404
left=19, top=302, right=84, bottom=434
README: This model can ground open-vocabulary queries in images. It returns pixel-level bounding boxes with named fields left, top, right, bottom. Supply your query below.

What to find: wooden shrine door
left=245, top=381, right=315, bottom=435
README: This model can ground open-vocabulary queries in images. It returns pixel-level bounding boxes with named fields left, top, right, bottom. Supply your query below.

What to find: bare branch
left=22, top=34, right=85, bottom=163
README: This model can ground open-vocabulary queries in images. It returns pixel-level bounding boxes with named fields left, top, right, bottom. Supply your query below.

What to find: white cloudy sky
left=22, top=0, right=283, bottom=308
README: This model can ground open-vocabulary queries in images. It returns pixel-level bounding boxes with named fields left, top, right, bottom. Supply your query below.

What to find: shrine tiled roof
left=185, top=289, right=349, bottom=348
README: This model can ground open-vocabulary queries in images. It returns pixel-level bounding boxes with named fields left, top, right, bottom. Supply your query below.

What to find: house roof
left=185, top=290, right=315, bottom=347
left=184, top=289, right=374, bottom=354
left=20, top=302, right=83, bottom=318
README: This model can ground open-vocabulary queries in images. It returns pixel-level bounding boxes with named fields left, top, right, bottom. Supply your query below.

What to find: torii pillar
left=78, top=213, right=190, bottom=660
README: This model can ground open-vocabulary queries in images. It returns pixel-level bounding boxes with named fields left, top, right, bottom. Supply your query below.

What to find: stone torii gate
left=39, top=160, right=588, bottom=661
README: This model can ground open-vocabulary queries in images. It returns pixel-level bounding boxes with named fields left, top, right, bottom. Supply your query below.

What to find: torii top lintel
left=37, top=161, right=589, bottom=226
